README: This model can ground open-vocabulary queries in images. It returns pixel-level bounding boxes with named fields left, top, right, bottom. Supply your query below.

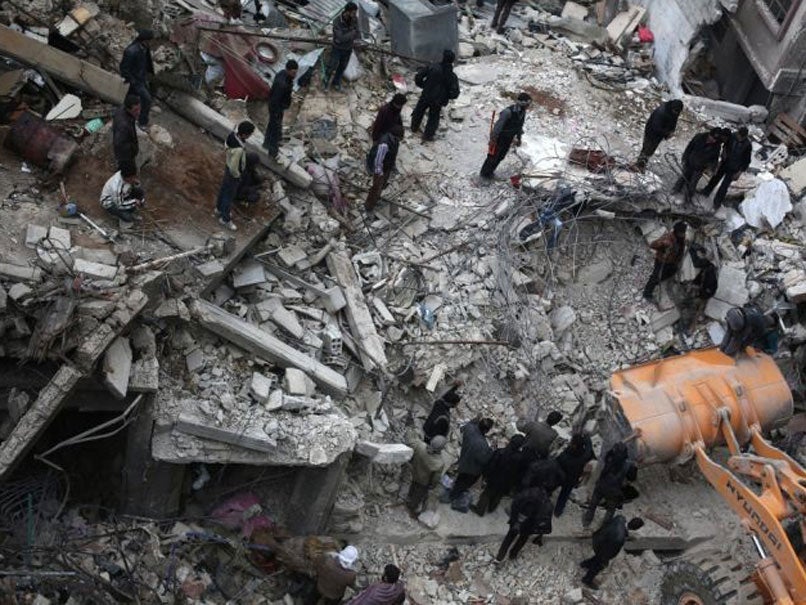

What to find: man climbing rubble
left=517, top=410, right=562, bottom=460
left=720, top=305, right=780, bottom=357
left=642, top=221, right=687, bottom=302
left=700, top=127, right=753, bottom=209
left=480, top=92, right=531, bottom=180
left=494, top=486, right=553, bottom=563
left=634, top=99, right=683, bottom=171
left=364, top=124, right=403, bottom=212
left=112, top=94, right=141, bottom=172
left=309, top=545, right=359, bottom=605
left=371, top=93, right=407, bottom=142
left=215, top=120, right=255, bottom=232
left=119, top=29, right=155, bottom=132
left=449, top=417, right=494, bottom=511
left=672, top=127, right=727, bottom=204
left=324, top=2, right=361, bottom=92
left=580, top=516, right=644, bottom=589
left=345, top=564, right=405, bottom=605
left=406, top=435, right=447, bottom=517
left=411, top=49, right=460, bottom=143
left=582, top=442, right=638, bottom=528
left=263, top=60, right=298, bottom=159
left=423, top=380, right=462, bottom=442
left=100, top=161, right=145, bottom=224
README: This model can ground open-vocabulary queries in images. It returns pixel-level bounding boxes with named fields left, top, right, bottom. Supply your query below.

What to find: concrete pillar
left=286, top=452, right=351, bottom=535
left=120, top=394, right=186, bottom=518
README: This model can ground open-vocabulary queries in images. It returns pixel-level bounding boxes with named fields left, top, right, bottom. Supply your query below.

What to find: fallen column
left=190, top=300, right=348, bottom=396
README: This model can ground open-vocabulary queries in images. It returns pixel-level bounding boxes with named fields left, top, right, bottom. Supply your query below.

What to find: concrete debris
left=8, top=283, right=33, bottom=302
left=0, top=262, right=42, bottom=282
left=283, top=368, right=316, bottom=396
left=102, top=336, right=132, bottom=400
left=155, top=299, right=191, bottom=321
left=186, top=348, right=206, bottom=373
left=354, top=441, right=413, bottom=464
left=783, top=270, right=806, bottom=304
left=740, top=179, right=792, bottom=229
left=232, top=260, right=267, bottom=288
left=47, top=225, right=71, bottom=250
left=779, top=156, right=806, bottom=197
left=705, top=265, right=749, bottom=321
left=25, top=224, right=48, bottom=248
left=73, top=258, right=118, bottom=280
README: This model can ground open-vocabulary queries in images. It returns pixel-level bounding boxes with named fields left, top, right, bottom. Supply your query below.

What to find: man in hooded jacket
left=635, top=99, right=683, bottom=170
left=581, top=516, right=645, bottom=588
left=411, top=49, right=460, bottom=142
left=495, top=487, right=553, bottom=562
left=423, top=381, right=462, bottom=441
left=701, top=127, right=753, bottom=209
left=673, top=127, right=726, bottom=203
left=407, top=435, right=447, bottom=516
left=719, top=305, right=779, bottom=357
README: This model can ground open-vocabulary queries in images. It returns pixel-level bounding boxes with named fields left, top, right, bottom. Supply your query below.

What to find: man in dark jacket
left=263, top=60, right=298, bottom=158
left=371, top=93, right=407, bottom=142
left=449, top=418, right=494, bottom=506
left=580, top=516, right=644, bottom=588
left=235, top=152, right=262, bottom=204
left=520, top=456, right=566, bottom=498
left=582, top=442, right=637, bottom=528
left=700, top=127, right=752, bottom=209
left=480, top=92, right=531, bottom=180
left=642, top=221, right=687, bottom=301
left=517, top=410, right=563, bottom=460
left=119, top=29, right=155, bottom=130
left=215, top=121, right=255, bottom=232
left=365, top=124, right=403, bottom=212
left=554, top=431, right=595, bottom=517
left=720, top=305, right=779, bottom=357
left=112, top=94, right=140, bottom=172
left=325, top=2, right=360, bottom=92
left=673, top=128, right=725, bottom=204
left=423, top=381, right=462, bottom=442
left=411, top=49, right=460, bottom=143
left=689, top=244, right=718, bottom=301
left=345, top=564, right=405, bottom=605
left=472, top=434, right=527, bottom=516
left=635, top=99, right=683, bottom=170
left=495, top=487, right=553, bottom=562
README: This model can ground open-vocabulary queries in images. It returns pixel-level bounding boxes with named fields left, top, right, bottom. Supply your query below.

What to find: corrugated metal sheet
left=293, top=0, right=345, bottom=31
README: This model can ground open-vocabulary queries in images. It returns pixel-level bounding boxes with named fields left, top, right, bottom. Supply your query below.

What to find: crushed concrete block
left=650, top=307, right=681, bottom=333
left=780, top=156, right=806, bottom=198
left=550, top=305, right=576, bottom=334
left=73, top=258, right=118, bottom=280
left=576, top=258, right=612, bottom=285
left=0, top=286, right=6, bottom=312
left=0, top=262, right=42, bottom=282
left=283, top=368, right=315, bottom=395
left=130, top=325, right=157, bottom=355
left=155, top=299, right=191, bottom=321
left=195, top=259, right=225, bottom=278
left=8, top=283, right=32, bottom=302
left=249, top=371, right=275, bottom=403
left=266, top=389, right=284, bottom=411
left=25, top=224, right=48, bottom=248
left=129, top=357, right=159, bottom=392
left=270, top=305, right=304, bottom=339
left=47, top=225, right=71, bottom=250
left=783, top=269, right=806, bottom=303
left=282, top=394, right=330, bottom=412
left=425, top=363, right=447, bottom=392
left=371, top=297, right=396, bottom=325
left=213, top=284, right=234, bottom=306
left=561, top=1, right=588, bottom=20
left=186, top=348, right=205, bottom=373
left=705, top=265, right=748, bottom=321
left=102, top=337, right=132, bottom=400
left=232, top=260, right=267, bottom=288
left=562, top=587, right=584, bottom=604
left=355, top=441, right=413, bottom=464
left=277, top=245, right=307, bottom=267
left=73, top=246, right=118, bottom=265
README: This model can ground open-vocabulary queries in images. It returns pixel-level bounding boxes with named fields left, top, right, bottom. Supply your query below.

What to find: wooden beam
left=326, top=252, right=388, bottom=372
left=190, top=299, right=348, bottom=397
left=0, top=24, right=127, bottom=104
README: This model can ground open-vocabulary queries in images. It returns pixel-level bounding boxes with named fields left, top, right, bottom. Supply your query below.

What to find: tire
left=660, top=550, right=765, bottom=605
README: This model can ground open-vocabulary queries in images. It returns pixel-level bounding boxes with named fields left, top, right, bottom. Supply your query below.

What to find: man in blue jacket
left=119, top=29, right=155, bottom=131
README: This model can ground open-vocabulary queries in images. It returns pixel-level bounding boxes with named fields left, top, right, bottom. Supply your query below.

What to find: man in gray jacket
left=324, top=2, right=361, bottom=92
left=407, top=435, right=447, bottom=516
left=449, top=418, right=494, bottom=508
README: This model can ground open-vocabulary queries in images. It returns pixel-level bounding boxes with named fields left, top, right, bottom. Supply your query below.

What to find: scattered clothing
left=411, top=52, right=459, bottom=141
left=554, top=433, right=595, bottom=517
left=264, top=68, right=294, bottom=157
left=119, top=31, right=154, bottom=127
left=216, top=130, right=247, bottom=227
left=112, top=105, right=139, bottom=171
left=720, top=305, right=779, bottom=356
left=635, top=100, right=682, bottom=169
left=495, top=487, right=552, bottom=561
left=582, top=443, right=637, bottom=528
left=701, top=133, right=752, bottom=208
left=480, top=103, right=527, bottom=179
left=100, top=171, right=140, bottom=222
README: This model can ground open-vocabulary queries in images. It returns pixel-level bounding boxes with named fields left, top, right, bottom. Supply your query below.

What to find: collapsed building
left=0, top=0, right=805, bottom=602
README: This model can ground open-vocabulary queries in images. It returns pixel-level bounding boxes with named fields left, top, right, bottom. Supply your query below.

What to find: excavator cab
left=603, top=347, right=806, bottom=604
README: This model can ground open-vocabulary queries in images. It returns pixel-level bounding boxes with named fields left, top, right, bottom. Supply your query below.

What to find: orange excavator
left=604, top=347, right=805, bottom=604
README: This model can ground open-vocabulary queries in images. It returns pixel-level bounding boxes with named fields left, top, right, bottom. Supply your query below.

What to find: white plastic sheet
left=740, top=178, right=792, bottom=229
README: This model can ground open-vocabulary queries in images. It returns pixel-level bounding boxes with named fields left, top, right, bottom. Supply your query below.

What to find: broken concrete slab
left=186, top=348, right=205, bottom=373
left=102, top=337, right=132, bottom=400
left=355, top=441, right=413, bottom=464
left=269, top=305, right=305, bottom=339
left=249, top=371, right=275, bottom=403
left=650, top=307, right=681, bottom=333
left=129, top=357, right=159, bottom=392
left=705, top=265, right=749, bottom=321
left=191, top=300, right=347, bottom=396
left=779, top=156, right=806, bottom=197
left=155, top=299, right=191, bottom=321
left=783, top=269, right=806, bottom=304
left=277, top=245, right=307, bottom=268
left=263, top=262, right=347, bottom=313
left=0, top=262, right=42, bottom=282
left=685, top=95, right=768, bottom=124
left=25, top=224, right=48, bottom=248
left=73, top=258, right=119, bottom=280
left=175, top=411, right=277, bottom=453
left=606, top=5, right=645, bottom=46
left=561, top=1, right=588, bottom=20
left=425, top=363, right=447, bottom=392
left=47, top=225, right=71, bottom=250
left=8, top=283, right=33, bottom=302
left=371, top=297, right=396, bottom=326
left=195, top=259, right=225, bottom=278
left=232, top=260, right=267, bottom=288
left=73, top=246, right=118, bottom=265
left=283, top=368, right=315, bottom=396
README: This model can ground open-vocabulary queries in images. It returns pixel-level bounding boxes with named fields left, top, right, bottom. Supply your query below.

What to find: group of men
left=406, top=382, right=645, bottom=588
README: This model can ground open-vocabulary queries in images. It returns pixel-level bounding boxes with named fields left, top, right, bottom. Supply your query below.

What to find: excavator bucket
left=603, top=347, right=793, bottom=465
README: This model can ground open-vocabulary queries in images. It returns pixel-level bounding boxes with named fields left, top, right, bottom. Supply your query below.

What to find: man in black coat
left=263, top=60, right=298, bottom=159
left=411, top=49, right=460, bottom=143
left=119, top=29, right=155, bottom=130
left=495, top=487, right=553, bottom=562
left=365, top=124, right=403, bottom=212
left=700, top=127, right=752, bottom=209
left=520, top=456, right=566, bottom=497
left=472, top=434, right=527, bottom=516
left=580, top=516, right=644, bottom=588
left=554, top=431, right=595, bottom=517
left=672, top=127, right=726, bottom=204
left=112, top=94, right=141, bottom=172
left=635, top=99, right=683, bottom=170
left=423, top=381, right=461, bottom=442
left=582, top=442, right=637, bottom=528
left=720, top=304, right=779, bottom=357
left=480, top=92, right=531, bottom=180
left=371, top=93, right=407, bottom=142
left=325, top=2, right=361, bottom=92
left=449, top=418, right=494, bottom=507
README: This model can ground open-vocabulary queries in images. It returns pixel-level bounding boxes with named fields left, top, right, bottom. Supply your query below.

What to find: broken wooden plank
left=0, top=365, right=83, bottom=479
left=162, top=91, right=312, bottom=189
left=175, top=412, right=277, bottom=453
left=326, top=252, right=388, bottom=372
left=190, top=299, right=348, bottom=396
left=0, top=24, right=127, bottom=104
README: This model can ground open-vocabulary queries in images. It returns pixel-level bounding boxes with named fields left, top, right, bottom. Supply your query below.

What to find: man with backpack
left=495, top=487, right=553, bottom=562
left=411, top=49, right=460, bottom=143
left=480, top=93, right=531, bottom=180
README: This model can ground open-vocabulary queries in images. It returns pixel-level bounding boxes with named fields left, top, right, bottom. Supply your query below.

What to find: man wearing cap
left=407, top=435, right=448, bottom=517
left=642, top=221, right=687, bottom=302
left=480, top=93, right=531, bottom=180
left=100, top=162, right=145, bottom=224
left=310, top=546, right=358, bottom=605
left=345, top=564, right=405, bottom=605
left=112, top=94, right=141, bottom=172
left=423, top=380, right=462, bottom=442
left=411, top=49, right=460, bottom=143
left=120, top=29, right=155, bottom=131
left=580, top=516, right=644, bottom=588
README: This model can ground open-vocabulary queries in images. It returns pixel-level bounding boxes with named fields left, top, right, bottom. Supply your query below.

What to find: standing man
left=673, top=127, right=725, bottom=204
left=472, top=434, right=527, bottom=516
left=263, top=60, right=298, bottom=159
left=580, top=516, right=644, bottom=588
left=406, top=435, right=447, bottom=517
left=345, top=564, right=405, bottom=605
left=642, top=221, right=687, bottom=302
left=480, top=93, right=531, bottom=180
left=494, top=487, right=553, bottom=563
left=325, top=2, right=361, bottom=92
left=554, top=431, right=595, bottom=517
left=365, top=124, right=403, bottom=212
left=112, top=94, right=140, bottom=172
left=309, top=546, right=359, bottom=605
left=411, top=49, right=460, bottom=143
left=700, top=127, right=752, bottom=209
left=449, top=418, right=494, bottom=509
left=423, top=380, right=462, bottom=442
left=517, top=410, right=563, bottom=460
left=100, top=162, right=145, bottom=224
left=215, top=121, right=255, bottom=232
left=634, top=99, right=683, bottom=171
left=582, top=442, right=638, bottom=528
left=119, top=29, right=155, bottom=132
left=491, top=0, right=517, bottom=34
left=371, top=93, right=407, bottom=142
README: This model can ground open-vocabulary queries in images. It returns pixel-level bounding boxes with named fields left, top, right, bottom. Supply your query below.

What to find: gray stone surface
left=388, top=0, right=457, bottom=63
left=102, top=337, right=132, bottom=400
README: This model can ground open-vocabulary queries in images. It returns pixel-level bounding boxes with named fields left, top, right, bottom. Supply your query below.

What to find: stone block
left=780, top=156, right=806, bottom=198
left=195, top=259, right=224, bottom=278
left=283, top=368, right=315, bottom=395
left=705, top=265, right=748, bottom=321
left=0, top=262, right=42, bottom=282
left=650, top=307, right=680, bottom=333
left=186, top=348, right=205, bottom=373
left=277, top=245, right=307, bottom=267
left=155, top=298, right=191, bottom=321
left=73, top=258, right=118, bottom=280
left=249, top=371, right=275, bottom=403
left=371, top=297, right=396, bottom=325
left=783, top=269, right=806, bottom=303
left=561, top=1, right=588, bottom=20
left=232, top=260, right=267, bottom=288
left=550, top=305, right=576, bottom=334
left=102, top=337, right=132, bottom=400
left=270, top=305, right=304, bottom=339
left=213, top=284, right=234, bottom=306
left=266, top=389, right=284, bottom=411
left=73, top=246, right=118, bottom=265
left=8, top=283, right=32, bottom=302
left=25, top=224, right=48, bottom=248
left=129, top=357, right=159, bottom=392
left=47, top=225, right=71, bottom=250
left=355, top=441, right=413, bottom=464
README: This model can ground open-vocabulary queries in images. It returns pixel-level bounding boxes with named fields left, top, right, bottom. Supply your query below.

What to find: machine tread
left=660, top=551, right=764, bottom=605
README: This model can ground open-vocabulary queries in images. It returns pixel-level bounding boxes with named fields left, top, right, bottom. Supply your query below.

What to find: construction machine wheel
left=660, top=551, right=765, bottom=605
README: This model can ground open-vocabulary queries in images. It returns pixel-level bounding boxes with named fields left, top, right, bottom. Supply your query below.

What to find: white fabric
left=740, top=178, right=792, bottom=229
left=99, top=172, right=134, bottom=210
